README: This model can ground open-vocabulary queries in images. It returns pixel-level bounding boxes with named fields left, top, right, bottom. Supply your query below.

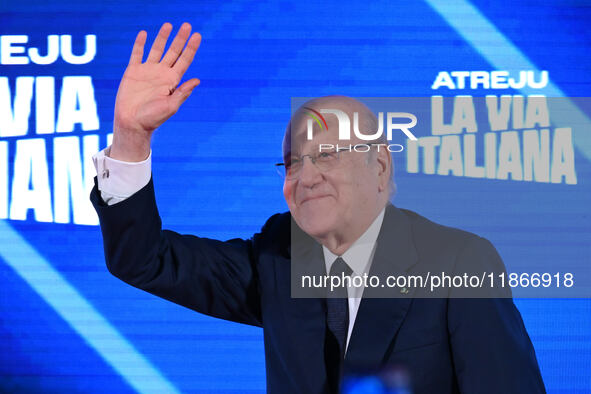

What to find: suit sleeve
left=90, top=175, right=263, bottom=327
left=448, top=237, right=546, bottom=393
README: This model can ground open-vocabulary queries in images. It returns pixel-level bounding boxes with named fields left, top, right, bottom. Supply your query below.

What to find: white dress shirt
left=92, top=146, right=386, bottom=354
left=92, top=147, right=152, bottom=206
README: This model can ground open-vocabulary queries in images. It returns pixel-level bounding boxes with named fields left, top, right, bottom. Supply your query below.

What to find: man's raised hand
left=110, top=23, right=201, bottom=162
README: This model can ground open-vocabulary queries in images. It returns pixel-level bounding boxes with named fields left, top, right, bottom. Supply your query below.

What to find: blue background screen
left=0, top=1, right=590, bottom=392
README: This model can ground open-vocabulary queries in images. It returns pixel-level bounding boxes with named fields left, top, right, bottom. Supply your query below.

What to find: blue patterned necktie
left=325, top=257, right=353, bottom=392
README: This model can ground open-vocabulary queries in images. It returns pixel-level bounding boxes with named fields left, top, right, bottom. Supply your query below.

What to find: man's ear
left=375, top=147, right=391, bottom=192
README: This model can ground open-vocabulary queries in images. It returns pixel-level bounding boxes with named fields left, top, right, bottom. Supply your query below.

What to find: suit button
left=400, top=287, right=409, bottom=295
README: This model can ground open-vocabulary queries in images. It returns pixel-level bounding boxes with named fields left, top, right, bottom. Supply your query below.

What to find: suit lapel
left=345, top=204, right=419, bottom=369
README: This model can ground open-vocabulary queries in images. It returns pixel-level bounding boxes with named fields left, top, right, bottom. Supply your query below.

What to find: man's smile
left=299, top=194, right=333, bottom=205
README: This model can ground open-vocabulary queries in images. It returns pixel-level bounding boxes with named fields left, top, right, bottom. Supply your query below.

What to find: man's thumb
left=174, top=78, right=200, bottom=103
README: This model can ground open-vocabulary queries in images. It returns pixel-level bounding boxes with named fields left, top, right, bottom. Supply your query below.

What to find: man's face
left=283, top=114, right=385, bottom=242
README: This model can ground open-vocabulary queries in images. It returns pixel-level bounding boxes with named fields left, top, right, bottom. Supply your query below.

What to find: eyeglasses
left=275, top=144, right=380, bottom=180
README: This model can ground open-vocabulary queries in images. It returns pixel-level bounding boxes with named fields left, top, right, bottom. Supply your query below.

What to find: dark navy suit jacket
left=90, top=176, right=546, bottom=393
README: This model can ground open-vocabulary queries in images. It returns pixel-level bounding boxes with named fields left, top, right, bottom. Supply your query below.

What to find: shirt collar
left=323, top=206, right=386, bottom=276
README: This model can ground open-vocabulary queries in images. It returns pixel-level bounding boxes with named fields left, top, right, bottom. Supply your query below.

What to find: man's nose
left=298, top=156, right=323, bottom=187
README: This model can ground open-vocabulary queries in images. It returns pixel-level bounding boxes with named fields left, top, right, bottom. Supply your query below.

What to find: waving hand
left=111, top=23, right=202, bottom=161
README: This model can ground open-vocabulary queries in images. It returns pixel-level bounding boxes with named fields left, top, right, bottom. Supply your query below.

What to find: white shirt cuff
left=92, top=146, right=152, bottom=205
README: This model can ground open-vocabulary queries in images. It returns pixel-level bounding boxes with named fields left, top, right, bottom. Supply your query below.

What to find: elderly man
left=91, top=23, right=546, bottom=393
